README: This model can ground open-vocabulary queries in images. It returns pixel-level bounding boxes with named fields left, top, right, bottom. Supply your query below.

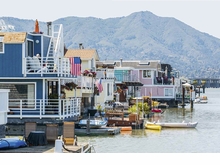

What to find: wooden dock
left=0, top=142, right=92, bottom=153
left=75, top=127, right=121, bottom=136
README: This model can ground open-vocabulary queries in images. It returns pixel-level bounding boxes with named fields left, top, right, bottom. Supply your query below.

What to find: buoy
left=120, top=126, right=132, bottom=131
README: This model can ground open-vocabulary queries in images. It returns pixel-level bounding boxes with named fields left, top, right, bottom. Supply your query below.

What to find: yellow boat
left=145, top=122, right=161, bottom=131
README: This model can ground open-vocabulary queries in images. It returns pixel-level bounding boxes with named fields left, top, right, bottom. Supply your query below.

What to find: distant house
left=101, top=59, right=181, bottom=107
left=0, top=21, right=81, bottom=120
left=64, top=46, right=100, bottom=114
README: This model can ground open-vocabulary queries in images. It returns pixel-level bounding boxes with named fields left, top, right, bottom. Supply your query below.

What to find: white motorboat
left=78, top=117, right=108, bottom=129
left=154, top=121, right=198, bottom=128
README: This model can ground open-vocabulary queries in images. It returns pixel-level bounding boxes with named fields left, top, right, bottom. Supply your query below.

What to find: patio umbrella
left=34, top=19, right=39, bottom=33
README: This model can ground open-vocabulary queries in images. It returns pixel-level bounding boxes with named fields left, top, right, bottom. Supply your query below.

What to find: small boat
left=0, top=137, right=27, bottom=150
left=151, top=108, right=162, bottom=113
left=194, top=95, right=208, bottom=104
left=154, top=121, right=198, bottom=128
left=145, top=123, right=161, bottom=131
left=78, top=117, right=108, bottom=129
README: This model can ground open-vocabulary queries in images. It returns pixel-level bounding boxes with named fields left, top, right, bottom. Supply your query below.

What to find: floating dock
left=0, top=142, right=91, bottom=153
left=75, top=127, right=121, bottom=136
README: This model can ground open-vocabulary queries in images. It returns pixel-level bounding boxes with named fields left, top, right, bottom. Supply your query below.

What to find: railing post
left=20, top=100, right=22, bottom=119
left=59, top=99, right=62, bottom=119
left=39, top=100, right=42, bottom=119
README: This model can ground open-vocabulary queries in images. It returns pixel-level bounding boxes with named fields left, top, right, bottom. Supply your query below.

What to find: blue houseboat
left=0, top=20, right=81, bottom=120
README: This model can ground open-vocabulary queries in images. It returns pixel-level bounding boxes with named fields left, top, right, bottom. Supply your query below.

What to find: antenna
left=0, top=19, right=15, bottom=32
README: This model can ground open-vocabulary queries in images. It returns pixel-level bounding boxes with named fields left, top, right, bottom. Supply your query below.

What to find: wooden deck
left=0, top=142, right=91, bottom=153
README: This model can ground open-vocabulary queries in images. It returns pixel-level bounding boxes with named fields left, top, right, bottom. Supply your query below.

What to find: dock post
left=86, top=114, right=90, bottom=135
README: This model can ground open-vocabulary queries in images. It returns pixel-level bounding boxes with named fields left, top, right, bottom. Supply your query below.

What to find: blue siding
left=42, top=36, right=51, bottom=57
left=33, top=36, right=42, bottom=56
left=0, top=44, right=23, bottom=77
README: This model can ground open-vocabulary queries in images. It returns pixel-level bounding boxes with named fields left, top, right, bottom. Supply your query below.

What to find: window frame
left=0, top=82, right=36, bottom=110
left=143, top=70, right=151, bottom=78
left=164, top=88, right=173, bottom=97
left=0, top=36, right=4, bottom=53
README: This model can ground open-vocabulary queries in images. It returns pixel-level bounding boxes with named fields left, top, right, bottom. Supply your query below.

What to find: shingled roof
left=0, top=32, right=26, bottom=43
left=64, top=49, right=100, bottom=60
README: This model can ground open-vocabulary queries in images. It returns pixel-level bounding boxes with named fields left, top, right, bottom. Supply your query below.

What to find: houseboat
left=0, top=20, right=82, bottom=123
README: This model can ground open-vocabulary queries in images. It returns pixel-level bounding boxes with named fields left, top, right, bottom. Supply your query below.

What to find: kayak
left=145, top=122, right=161, bottom=131
left=0, top=137, right=27, bottom=150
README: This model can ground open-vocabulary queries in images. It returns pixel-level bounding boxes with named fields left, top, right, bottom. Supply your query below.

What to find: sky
left=1, top=0, right=220, bottom=38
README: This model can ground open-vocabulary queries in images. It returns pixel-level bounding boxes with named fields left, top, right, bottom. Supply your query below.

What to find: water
left=77, top=88, right=220, bottom=153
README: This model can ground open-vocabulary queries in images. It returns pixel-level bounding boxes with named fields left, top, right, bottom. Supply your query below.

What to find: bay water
left=77, top=88, right=220, bottom=153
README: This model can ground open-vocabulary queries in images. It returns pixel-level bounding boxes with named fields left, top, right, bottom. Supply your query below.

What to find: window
left=0, top=36, right=4, bottom=53
left=143, top=70, right=151, bottom=78
left=0, top=83, right=35, bottom=109
left=165, top=88, right=173, bottom=96
left=27, top=40, right=33, bottom=57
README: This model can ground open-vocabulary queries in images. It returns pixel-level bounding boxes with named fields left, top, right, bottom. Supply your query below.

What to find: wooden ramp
left=75, top=127, right=121, bottom=136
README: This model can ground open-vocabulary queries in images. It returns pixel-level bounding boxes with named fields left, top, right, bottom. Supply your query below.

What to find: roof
left=64, top=49, right=100, bottom=60
left=110, top=60, right=161, bottom=69
left=0, top=32, right=26, bottom=43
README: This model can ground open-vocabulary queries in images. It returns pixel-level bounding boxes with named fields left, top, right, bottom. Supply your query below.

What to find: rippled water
left=77, top=88, right=220, bottom=153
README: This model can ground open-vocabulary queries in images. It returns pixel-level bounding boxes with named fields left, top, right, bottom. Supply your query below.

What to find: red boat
left=151, top=108, right=162, bottom=113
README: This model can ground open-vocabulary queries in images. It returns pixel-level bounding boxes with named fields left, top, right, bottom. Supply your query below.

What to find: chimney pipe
left=47, top=22, right=52, bottom=36
left=120, top=58, right=123, bottom=67
left=79, top=43, right=84, bottom=49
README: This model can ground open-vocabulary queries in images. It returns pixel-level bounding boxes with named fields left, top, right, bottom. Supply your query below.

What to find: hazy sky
left=1, top=0, right=220, bottom=38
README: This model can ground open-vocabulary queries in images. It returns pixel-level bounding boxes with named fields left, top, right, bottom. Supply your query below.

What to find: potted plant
left=128, top=102, right=150, bottom=121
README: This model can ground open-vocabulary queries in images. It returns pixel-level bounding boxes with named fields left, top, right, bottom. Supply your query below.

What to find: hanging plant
left=82, top=69, right=96, bottom=77
left=64, top=82, right=78, bottom=91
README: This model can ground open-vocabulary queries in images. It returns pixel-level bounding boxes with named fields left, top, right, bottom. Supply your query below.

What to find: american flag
left=95, top=79, right=103, bottom=93
left=70, top=57, right=81, bottom=76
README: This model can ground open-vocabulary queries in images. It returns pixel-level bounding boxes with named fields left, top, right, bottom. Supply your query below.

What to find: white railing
left=96, top=70, right=115, bottom=79
left=7, top=98, right=81, bottom=119
left=24, top=56, right=72, bottom=77
left=52, top=24, right=64, bottom=59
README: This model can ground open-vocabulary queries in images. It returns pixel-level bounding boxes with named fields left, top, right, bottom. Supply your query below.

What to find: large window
left=0, top=36, right=4, bottom=53
left=0, top=83, right=35, bottom=109
left=143, top=70, right=151, bottom=78
left=165, top=88, right=173, bottom=96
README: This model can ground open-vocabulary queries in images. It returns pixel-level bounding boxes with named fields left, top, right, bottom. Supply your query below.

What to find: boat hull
left=78, top=118, right=108, bottom=129
left=148, top=122, right=198, bottom=128
left=155, top=122, right=198, bottom=128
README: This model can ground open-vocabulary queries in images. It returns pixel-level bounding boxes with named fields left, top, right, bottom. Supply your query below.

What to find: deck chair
left=23, top=122, right=37, bottom=142
left=62, top=122, right=75, bottom=145
left=46, top=124, right=58, bottom=143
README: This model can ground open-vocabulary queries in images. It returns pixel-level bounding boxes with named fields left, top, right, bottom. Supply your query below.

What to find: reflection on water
left=78, top=88, right=220, bottom=153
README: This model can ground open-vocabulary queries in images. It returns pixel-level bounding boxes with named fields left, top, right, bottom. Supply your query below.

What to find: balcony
left=96, top=69, right=115, bottom=80
left=7, top=98, right=81, bottom=119
left=23, top=56, right=74, bottom=77
left=115, top=73, right=139, bottom=82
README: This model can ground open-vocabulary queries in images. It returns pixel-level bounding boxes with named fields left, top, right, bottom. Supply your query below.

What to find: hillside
left=1, top=11, right=220, bottom=78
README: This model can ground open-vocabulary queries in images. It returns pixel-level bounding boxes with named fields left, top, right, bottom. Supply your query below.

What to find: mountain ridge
left=1, top=11, right=220, bottom=79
